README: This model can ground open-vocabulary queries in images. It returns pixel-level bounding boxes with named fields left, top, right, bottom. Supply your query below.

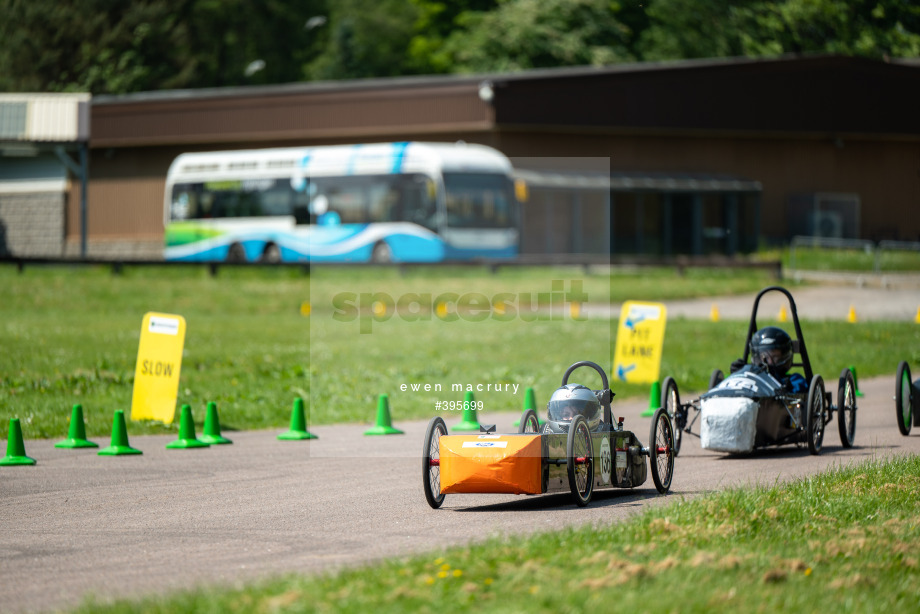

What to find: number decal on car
left=600, top=437, right=612, bottom=485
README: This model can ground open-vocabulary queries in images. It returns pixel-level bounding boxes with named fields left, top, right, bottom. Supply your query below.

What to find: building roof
left=0, top=93, right=91, bottom=144
left=88, top=54, right=920, bottom=148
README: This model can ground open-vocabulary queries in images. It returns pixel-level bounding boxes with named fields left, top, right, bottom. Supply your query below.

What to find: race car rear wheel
left=518, top=409, right=541, bottom=434
left=649, top=407, right=675, bottom=494
left=423, top=416, right=447, bottom=509
left=709, top=369, right=725, bottom=390
left=895, top=361, right=912, bottom=436
left=566, top=415, right=594, bottom=507
left=661, top=376, right=683, bottom=456
left=837, top=368, right=857, bottom=447
left=806, top=375, right=826, bottom=455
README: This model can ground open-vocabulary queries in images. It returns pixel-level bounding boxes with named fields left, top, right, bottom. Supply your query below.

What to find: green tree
left=3, top=0, right=918, bottom=94
left=442, top=0, right=635, bottom=73
left=637, top=0, right=920, bottom=61
left=0, top=0, right=327, bottom=94
left=305, top=0, right=420, bottom=80
left=405, top=0, right=501, bottom=73
left=734, top=0, right=920, bottom=59
left=637, top=0, right=756, bottom=61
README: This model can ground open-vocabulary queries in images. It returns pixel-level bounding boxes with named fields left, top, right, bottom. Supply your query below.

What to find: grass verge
left=1, top=265, right=917, bottom=438
left=760, top=245, right=920, bottom=273
left=73, top=454, right=920, bottom=613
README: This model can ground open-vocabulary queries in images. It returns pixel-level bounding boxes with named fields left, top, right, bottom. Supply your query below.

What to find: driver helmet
left=546, top=384, right=601, bottom=432
left=750, top=326, right=794, bottom=378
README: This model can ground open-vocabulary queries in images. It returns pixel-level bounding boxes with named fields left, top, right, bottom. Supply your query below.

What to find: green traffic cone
left=514, top=386, right=539, bottom=426
left=640, top=381, right=660, bottom=417
left=849, top=365, right=864, bottom=397
left=166, top=404, right=210, bottom=449
left=1, top=418, right=36, bottom=466
left=453, top=391, right=481, bottom=431
left=55, top=404, right=98, bottom=449
left=98, top=410, right=143, bottom=456
left=199, top=401, right=232, bottom=444
left=523, top=386, right=537, bottom=411
left=278, top=398, right=317, bottom=440
left=364, top=394, right=404, bottom=435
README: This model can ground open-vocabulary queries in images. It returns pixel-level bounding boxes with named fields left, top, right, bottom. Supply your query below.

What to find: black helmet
left=750, top=326, right=793, bottom=377
left=546, top=384, right=601, bottom=432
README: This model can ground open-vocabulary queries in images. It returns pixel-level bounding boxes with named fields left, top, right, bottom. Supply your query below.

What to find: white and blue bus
left=163, top=141, right=522, bottom=263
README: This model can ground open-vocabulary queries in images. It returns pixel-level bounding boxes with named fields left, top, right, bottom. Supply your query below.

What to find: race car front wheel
left=709, top=369, right=725, bottom=390
left=837, top=368, right=857, bottom=447
left=518, top=409, right=541, bottom=434
left=806, top=375, right=826, bottom=455
left=649, top=407, right=675, bottom=494
left=423, top=416, right=447, bottom=509
left=566, top=415, right=594, bottom=507
left=895, top=361, right=912, bottom=436
left=661, top=376, right=682, bottom=456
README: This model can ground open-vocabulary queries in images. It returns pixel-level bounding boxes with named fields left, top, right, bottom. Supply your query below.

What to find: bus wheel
left=226, top=243, right=247, bottom=263
left=370, top=242, right=392, bottom=263
left=260, top=243, right=281, bottom=263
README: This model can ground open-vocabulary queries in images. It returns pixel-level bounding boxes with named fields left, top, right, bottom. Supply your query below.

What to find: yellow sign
left=130, top=312, right=186, bottom=424
left=612, top=301, right=667, bottom=384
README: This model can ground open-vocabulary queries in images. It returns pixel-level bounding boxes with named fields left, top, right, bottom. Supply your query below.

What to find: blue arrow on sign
left=625, top=314, right=646, bottom=330
left=616, top=363, right=637, bottom=381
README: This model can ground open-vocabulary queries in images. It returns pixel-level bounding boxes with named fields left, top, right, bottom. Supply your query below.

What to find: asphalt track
left=593, top=283, right=920, bottom=322
left=2, top=282, right=919, bottom=613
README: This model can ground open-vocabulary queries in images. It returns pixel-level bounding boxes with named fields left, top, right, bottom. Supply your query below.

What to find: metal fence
left=0, top=254, right=782, bottom=278
left=789, top=235, right=920, bottom=275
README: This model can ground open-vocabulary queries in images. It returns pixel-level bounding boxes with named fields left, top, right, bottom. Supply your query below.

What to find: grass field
left=71, top=454, right=920, bottom=613
left=1, top=264, right=918, bottom=439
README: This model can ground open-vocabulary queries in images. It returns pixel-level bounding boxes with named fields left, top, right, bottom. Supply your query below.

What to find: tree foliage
left=305, top=0, right=420, bottom=80
left=0, top=0, right=326, bottom=94
left=440, top=0, right=636, bottom=73
left=638, top=0, right=920, bottom=61
left=0, top=0, right=917, bottom=94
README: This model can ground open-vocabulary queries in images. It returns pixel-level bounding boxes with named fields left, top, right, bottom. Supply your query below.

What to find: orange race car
left=422, top=361, right=675, bottom=508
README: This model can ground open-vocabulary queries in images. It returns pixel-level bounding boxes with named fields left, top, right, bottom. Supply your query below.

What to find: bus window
left=398, top=175, right=438, bottom=230
left=211, top=190, right=241, bottom=218
left=171, top=188, right=194, bottom=220
left=199, top=192, right=215, bottom=218
left=252, top=179, right=294, bottom=217
left=170, top=179, right=297, bottom=220
left=312, top=175, right=431, bottom=225
left=443, top=173, right=513, bottom=228
left=293, top=187, right=310, bottom=225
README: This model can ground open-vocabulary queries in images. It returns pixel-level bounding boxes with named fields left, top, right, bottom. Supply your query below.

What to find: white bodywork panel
left=700, top=396, right=758, bottom=453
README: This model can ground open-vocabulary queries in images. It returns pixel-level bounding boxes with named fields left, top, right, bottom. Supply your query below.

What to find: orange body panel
left=439, top=434, right=543, bottom=495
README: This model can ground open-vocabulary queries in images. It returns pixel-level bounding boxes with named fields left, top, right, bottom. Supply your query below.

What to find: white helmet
left=546, top=383, right=601, bottom=432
